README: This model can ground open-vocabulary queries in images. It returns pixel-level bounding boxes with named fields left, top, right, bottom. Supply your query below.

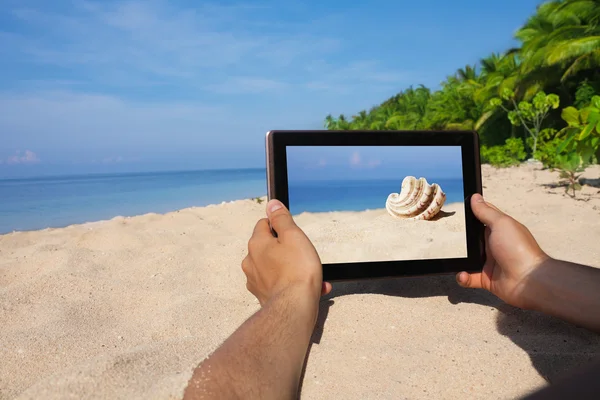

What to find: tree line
left=324, top=0, right=600, bottom=195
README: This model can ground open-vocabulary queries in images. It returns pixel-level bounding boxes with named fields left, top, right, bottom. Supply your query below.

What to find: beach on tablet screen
left=286, top=145, right=466, bottom=264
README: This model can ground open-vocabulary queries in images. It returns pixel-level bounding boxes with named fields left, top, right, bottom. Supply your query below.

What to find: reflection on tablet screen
left=286, top=145, right=467, bottom=264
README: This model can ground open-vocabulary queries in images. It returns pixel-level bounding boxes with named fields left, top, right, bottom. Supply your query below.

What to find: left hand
left=242, top=199, right=332, bottom=306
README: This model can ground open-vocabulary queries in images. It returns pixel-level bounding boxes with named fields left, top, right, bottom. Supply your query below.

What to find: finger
left=266, top=199, right=298, bottom=236
left=241, top=255, right=254, bottom=276
left=252, top=218, right=272, bottom=238
left=471, top=194, right=506, bottom=228
left=247, top=219, right=273, bottom=255
left=456, top=271, right=484, bottom=289
left=321, top=282, right=332, bottom=296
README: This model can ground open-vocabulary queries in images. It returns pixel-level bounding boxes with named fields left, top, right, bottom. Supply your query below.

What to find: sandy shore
left=1, top=163, right=600, bottom=399
left=294, top=202, right=466, bottom=264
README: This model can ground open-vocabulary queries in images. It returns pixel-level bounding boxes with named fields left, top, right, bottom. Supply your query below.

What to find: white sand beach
left=1, top=163, right=600, bottom=399
left=295, top=202, right=466, bottom=264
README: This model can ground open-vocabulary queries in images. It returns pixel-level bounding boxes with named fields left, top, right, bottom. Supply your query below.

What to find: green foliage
left=323, top=0, right=600, bottom=167
left=558, top=95, right=600, bottom=165
left=481, top=137, right=527, bottom=167
left=526, top=128, right=565, bottom=168
left=575, top=80, right=597, bottom=108
left=554, top=152, right=586, bottom=198
left=490, top=90, right=560, bottom=156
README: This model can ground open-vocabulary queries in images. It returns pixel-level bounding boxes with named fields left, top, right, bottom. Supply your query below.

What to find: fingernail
left=474, top=194, right=485, bottom=203
left=457, top=272, right=467, bottom=283
left=268, top=199, right=283, bottom=213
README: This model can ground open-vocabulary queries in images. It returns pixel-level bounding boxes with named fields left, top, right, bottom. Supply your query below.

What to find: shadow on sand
left=298, top=275, right=600, bottom=398
left=429, top=210, right=456, bottom=220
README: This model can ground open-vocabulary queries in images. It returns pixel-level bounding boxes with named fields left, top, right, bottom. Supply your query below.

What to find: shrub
left=481, top=137, right=527, bottom=167
left=526, top=128, right=563, bottom=168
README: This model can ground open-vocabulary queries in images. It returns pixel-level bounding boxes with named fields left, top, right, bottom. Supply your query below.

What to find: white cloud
left=348, top=152, right=381, bottom=168
left=3, top=150, right=40, bottom=165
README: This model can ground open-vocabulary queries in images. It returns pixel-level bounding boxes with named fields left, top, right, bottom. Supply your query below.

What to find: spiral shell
left=385, top=176, right=446, bottom=220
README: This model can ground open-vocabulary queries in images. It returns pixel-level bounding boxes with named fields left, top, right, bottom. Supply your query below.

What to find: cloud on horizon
left=349, top=151, right=381, bottom=169
left=1, top=150, right=40, bottom=165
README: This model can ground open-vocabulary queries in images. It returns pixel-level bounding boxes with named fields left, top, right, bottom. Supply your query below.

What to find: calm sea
left=288, top=178, right=465, bottom=215
left=0, top=171, right=465, bottom=234
left=0, top=169, right=267, bottom=234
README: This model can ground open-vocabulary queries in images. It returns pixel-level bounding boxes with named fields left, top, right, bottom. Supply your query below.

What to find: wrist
left=268, top=282, right=320, bottom=327
left=517, top=256, right=557, bottom=311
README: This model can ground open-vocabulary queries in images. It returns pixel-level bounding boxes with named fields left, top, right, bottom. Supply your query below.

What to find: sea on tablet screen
left=286, top=145, right=467, bottom=264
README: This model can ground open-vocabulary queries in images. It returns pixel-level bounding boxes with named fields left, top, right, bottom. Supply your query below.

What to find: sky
left=286, top=146, right=463, bottom=181
left=0, top=0, right=543, bottom=178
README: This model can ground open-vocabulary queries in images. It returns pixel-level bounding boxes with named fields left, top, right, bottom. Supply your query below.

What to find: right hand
left=456, top=193, right=550, bottom=309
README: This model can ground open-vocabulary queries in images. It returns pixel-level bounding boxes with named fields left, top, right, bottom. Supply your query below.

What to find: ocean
left=0, top=170, right=465, bottom=234
left=0, top=169, right=267, bottom=234
left=288, top=178, right=465, bottom=215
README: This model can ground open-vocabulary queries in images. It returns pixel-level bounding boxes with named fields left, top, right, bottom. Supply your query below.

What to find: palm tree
left=516, top=0, right=600, bottom=88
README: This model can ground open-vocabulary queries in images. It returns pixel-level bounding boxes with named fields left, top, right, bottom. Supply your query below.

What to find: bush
left=526, top=128, right=563, bottom=168
left=481, top=137, right=527, bottom=167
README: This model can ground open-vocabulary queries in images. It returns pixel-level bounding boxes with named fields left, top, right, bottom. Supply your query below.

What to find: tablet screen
left=286, top=146, right=466, bottom=264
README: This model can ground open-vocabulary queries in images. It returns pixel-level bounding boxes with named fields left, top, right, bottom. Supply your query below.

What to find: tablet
left=265, top=130, right=485, bottom=282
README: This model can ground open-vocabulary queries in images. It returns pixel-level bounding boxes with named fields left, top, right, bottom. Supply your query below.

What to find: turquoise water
left=288, top=178, right=465, bottom=215
left=0, top=169, right=267, bottom=234
left=0, top=169, right=466, bottom=234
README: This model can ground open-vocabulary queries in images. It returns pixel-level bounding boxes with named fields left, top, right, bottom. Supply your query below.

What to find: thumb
left=471, top=194, right=505, bottom=227
left=456, top=271, right=483, bottom=289
left=266, top=199, right=297, bottom=236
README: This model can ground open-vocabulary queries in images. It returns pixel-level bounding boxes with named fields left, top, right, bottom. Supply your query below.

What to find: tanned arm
left=457, top=194, right=600, bottom=333
left=520, top=258, right=600, bottom=333
left=183, top=200, right=331, bottom=400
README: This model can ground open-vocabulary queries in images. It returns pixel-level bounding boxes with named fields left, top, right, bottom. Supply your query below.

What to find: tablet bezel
left=265, top=130, right=485, bottom=282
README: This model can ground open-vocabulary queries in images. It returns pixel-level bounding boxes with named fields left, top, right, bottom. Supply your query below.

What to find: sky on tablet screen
left=287, top=146, right=463, bottom=181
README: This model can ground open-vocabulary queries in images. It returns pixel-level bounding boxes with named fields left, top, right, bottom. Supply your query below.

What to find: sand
left=294, top=202, right=466, bottom=264
left=1, top=163, right=600, bottom=400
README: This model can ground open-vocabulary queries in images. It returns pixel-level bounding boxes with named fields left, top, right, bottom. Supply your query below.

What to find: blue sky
left=0, top=0, right=542, bottom=178
left=287, top=146, right=463, bottom=181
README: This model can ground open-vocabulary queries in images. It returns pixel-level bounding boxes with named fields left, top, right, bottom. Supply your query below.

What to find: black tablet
left=265, top=130, right=485, bottom=282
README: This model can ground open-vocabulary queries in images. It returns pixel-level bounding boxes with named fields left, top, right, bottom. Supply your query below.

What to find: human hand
left=242, top=199, right=332, bottom=307
left=456, top=194, right=550, bottom=309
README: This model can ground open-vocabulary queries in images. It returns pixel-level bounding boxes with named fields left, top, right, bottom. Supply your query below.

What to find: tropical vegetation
left=324, top=0, right=600, bottom=187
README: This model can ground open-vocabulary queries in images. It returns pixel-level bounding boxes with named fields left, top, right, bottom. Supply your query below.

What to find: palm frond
left=546, top=36, right=600, bottom=65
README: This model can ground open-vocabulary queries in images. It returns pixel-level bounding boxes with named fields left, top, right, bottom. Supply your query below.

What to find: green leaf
left=591, top=136, right=600, bottom=149
left=592, top=96, right=600, bottom=109
left=533, top=93, right=545, bottom=110
left=501, top=88, right=514, bottom=101
left=557, top=133, right=575, bottom=153
left=508, top=111, right=520, bottom=126
left=561, top=107, right=580, bottom=127
left=547, top=94, right=560, bottom=109
left=518, top=101, right=532, bottom=112
left=579, top=123, right=594, bottom=140
left=579, top=145, right=595, bottom=164
left=573, top=183, right=582, bottom=191
left=490, top=98, right=502, bottom=107
left=581, top=107, right=592, bottom=122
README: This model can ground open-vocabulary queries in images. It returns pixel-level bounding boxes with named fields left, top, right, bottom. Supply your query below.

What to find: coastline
left=1, top=163, right=600, bottom=400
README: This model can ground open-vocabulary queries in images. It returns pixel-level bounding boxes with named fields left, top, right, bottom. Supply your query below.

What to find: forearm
left=522, top=258, right=600, bottom=333
left=183, top=284, right=319, bottom=400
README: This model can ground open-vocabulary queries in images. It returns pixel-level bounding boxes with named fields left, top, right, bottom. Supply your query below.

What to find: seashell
left=385, top=176, right=446, bottom=220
